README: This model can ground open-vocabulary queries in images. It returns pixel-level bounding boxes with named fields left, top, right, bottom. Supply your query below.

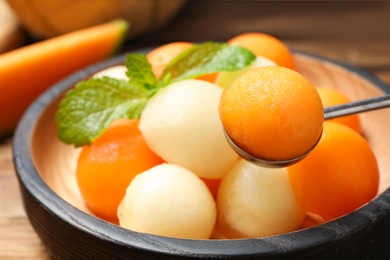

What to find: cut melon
left=6, top=0, right=186, bottom=39
left=0, top=19, right=128, bottom=137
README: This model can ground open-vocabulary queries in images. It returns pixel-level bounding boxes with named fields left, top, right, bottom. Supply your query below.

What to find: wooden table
left=1, top=1, right=390, bottom=259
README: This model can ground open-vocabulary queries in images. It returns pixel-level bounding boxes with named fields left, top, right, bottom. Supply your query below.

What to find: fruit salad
left=55, top=33, right=379, bottom=239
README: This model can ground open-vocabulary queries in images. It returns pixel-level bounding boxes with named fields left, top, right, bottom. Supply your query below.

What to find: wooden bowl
left=13, top=50, right=390, bottom=259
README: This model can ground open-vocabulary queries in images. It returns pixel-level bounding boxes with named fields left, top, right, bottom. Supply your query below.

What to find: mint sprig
left=56, top=77, right=150, bottom=147
left=125, top=53, right=158, bottom=92
left=56, top=42, right=255, bottom=147
left=161, top=42, right=256, bottom=83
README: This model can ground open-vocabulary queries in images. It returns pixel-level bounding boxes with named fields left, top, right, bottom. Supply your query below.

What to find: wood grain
left=1, top=1, right=390, bottom=258
left=0, top=139, right=49, bottom=259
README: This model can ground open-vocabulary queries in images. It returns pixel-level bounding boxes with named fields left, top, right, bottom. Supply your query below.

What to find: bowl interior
left=30, top=52, right=390, bottom=226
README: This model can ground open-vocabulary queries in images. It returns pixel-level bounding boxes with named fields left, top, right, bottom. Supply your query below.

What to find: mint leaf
left=56, top=77, right=150, bottom=147
left=56, top=42, right=256, bottom=147
left=158, top=73, right=172, bottom=89
left=160, top=42, right=256, bottom=84
left=125, top=53, right=158, bottom=91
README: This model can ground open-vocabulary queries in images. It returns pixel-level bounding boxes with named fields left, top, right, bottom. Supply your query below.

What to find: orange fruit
left=228, top=32, right=296, bottom=70
left=299, top=213, right=325, bottom=229
left=146, top=41, right=192, bottom=79
left=146, top=41, right=217, bottom=82
left=197, top=72, right=218, bottom=83
left=219, top=66, right=324, bottom=161
left=76, top=119, right=164, bottom=222
left=201, top=177, right=221, bottom=200
left=287, top=121, right=379, bottom=221
left=316, top=87, right=361, bottom=133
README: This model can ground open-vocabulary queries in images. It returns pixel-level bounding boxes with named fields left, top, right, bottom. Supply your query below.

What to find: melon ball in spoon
left=139, top=79, right=239, bottom=179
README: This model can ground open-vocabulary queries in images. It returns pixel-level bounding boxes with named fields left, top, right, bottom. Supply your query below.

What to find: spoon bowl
left=224, top=130, right=322, bottom=168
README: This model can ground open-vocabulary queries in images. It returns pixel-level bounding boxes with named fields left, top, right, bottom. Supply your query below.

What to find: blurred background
left=2, top=0, right=390, bottom=74
left=132, top=1, right=390, bottom=72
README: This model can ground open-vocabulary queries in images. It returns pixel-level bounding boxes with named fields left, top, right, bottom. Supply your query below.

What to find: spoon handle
left=324, top=94, right=390, bottom=120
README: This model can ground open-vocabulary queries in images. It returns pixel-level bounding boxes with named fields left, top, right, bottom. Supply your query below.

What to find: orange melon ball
left=76, top=119, right=164, bottom=222
left=287, top=121, right=379, bottom=221
left=197, top=72, right=218, bottom=83
left=146, top=41, right=192, bottom=78
left=146, top=42, right=217, bottom=82
left=219, top=66, right=324, bottom=162
left=316, top=87, right=361, bottom=133
left=201, top=177, right=221, bottom=200
left=228, top=32, right=296, bottom=70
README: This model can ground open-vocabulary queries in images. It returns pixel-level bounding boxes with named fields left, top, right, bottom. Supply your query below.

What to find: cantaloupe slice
left=0, top=19, right=128, bottom=137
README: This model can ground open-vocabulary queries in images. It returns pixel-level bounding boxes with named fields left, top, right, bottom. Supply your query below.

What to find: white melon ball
left=139, top=79, right=239, bottom=179
left=92, top=65, right=128, bottom=80
left=215, top=56, right=276, bottom=88
left=117, top=163, right=217, bottom=239
left=216, top=160, right=305, bottom=239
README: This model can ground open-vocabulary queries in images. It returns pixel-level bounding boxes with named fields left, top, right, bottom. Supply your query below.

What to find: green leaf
left=55, top=77, right=150, bottom=147
left=160, top=42, right=256, bottom=84
left=55, top=42, right=257, bottom=147
left=125, top=53, right=158, bottom=91
left=158, top=72, right=172, bottom=89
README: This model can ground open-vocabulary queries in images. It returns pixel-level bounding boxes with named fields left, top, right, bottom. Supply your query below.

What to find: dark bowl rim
left=12, top=47, right=390, bottom=257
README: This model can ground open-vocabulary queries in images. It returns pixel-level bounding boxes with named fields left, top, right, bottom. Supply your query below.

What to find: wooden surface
left=1, top=1, right=390, bottom=259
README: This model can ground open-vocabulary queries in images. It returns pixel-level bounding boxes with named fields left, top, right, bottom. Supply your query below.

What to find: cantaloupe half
left=0, top=19, right=128, bottom=137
